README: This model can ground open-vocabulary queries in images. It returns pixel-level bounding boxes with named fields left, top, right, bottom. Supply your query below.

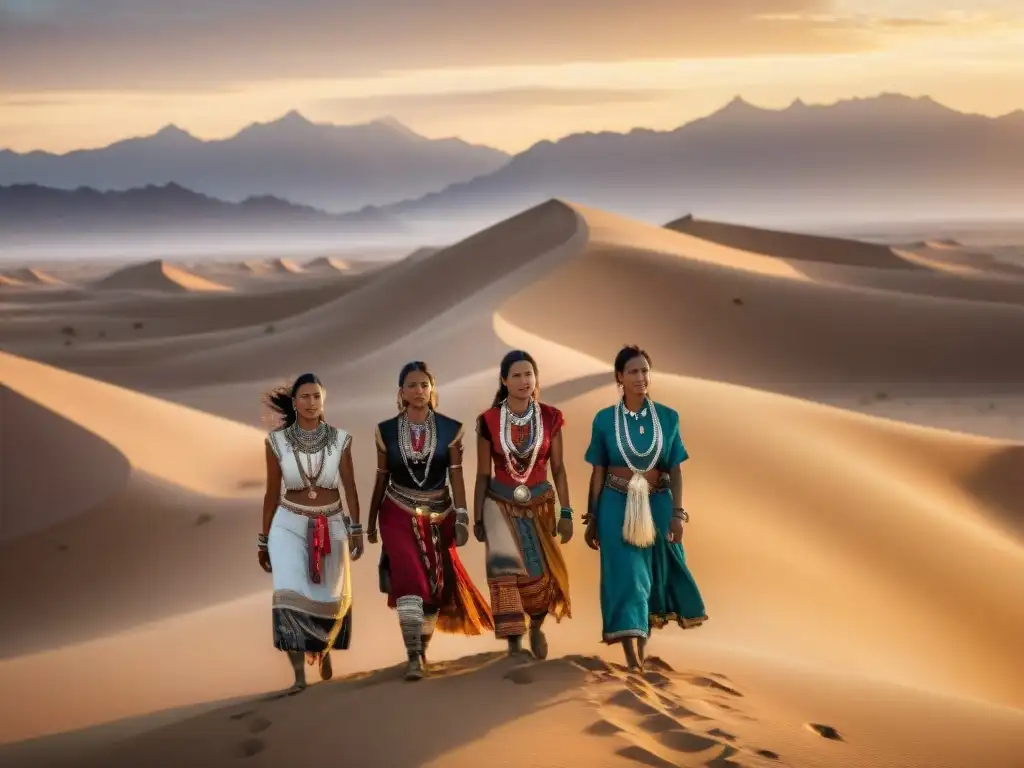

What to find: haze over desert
left=3, top=1, right=1024, bottom=764
left=2, top=199, right=1023, bottom=768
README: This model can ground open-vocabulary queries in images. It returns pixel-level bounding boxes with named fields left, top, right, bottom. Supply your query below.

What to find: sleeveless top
left=376, top=410, right=465, bottom=491
left=267, top=425, right=350, bottom=495
left=477, top=402, right=564, bottom=487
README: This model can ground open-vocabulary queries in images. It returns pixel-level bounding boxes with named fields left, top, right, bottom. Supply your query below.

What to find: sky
left=1, top=0, right=1022, bottom=153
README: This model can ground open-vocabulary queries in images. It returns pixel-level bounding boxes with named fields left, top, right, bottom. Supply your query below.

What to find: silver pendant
left=639, top=426, right=645, bottom=435
left=513, top=484, right=531, bottom=504
left=308, top=490, right=317, bottom=499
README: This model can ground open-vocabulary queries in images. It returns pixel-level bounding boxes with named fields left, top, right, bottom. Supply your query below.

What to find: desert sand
left=1, top=201, right=1022, bottom=768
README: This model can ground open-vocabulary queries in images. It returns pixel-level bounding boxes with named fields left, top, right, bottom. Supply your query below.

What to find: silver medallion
left=513, top=484, right=531, bottom=504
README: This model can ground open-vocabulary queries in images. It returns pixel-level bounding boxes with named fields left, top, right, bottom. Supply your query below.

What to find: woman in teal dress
left=583, top=345, right=707, bottom=670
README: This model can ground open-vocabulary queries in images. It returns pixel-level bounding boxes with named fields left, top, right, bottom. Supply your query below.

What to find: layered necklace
left=283, top=421, right=337, bottom=500
left=614, top=397, right=662, bottom=471
left=499, top=399, right=544, bottom=504
left=398, top=409, right=438, bottom=488
left=623, top=402, right=650, bottom=435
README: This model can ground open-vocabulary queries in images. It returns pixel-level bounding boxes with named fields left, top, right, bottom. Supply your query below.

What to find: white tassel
left=622, top=472, right=656, bottom=548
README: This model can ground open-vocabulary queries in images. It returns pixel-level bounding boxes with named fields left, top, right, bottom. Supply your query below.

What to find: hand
left=258, top=549, right=272, bottom=572
left=555, top=517, right=573, bottom=544
left=455, top=522, right=469, bottom=547
left=367, top=529, right=379, bottom=545
left=584, top=518, right=599, bottom=551
left=349, top=533, right=365, bottom=560
left=668, top=517, right=684, bottom=543
left=473, top=521, right=486, bottom=543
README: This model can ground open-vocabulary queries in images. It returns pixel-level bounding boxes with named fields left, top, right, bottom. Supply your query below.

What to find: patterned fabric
left=477, top=402, right=564, bottom=487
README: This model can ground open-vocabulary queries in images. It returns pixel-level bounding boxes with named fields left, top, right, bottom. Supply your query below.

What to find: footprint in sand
left=228, top=710, right=255, bottom=721
left=686, top=675, right=744, bottom=697
left=233, top=737, right=265, bottom=758
left=503, top=667, right=534, bottom=685
left=246, top=716, right=272, bottom=734
left=807, top=723, right=843, bottom=741
left=584, top=657, right=787, bottom=768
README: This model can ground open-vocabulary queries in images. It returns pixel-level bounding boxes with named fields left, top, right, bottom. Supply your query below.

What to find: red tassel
left=308, top=516, right=332, bottom=584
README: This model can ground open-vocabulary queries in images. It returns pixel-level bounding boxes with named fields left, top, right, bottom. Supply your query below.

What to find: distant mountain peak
left=372, top=115, right=422, bottom=138
left=153, top=123, right=194, bottom=139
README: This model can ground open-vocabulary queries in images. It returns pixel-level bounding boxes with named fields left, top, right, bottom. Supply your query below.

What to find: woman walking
left=259, top=373, right=364, bottom=693
left=366, top=361, right=493, bottom=680
left=474, top=350, right=573, bottom=659
left=583, top=345, right=707, bottom=670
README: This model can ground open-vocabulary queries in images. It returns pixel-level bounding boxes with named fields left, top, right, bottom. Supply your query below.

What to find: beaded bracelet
left=672, top=508, right=689, bottom=523
left=559, top=507, right=573, bottom=520
left=454, top=508, right=470, bottom=525
left=348, top=522, right=363, bottom=536
left=257, top=533, right=269, bottom=550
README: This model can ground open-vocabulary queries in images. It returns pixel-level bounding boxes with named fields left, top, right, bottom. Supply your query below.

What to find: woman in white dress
left=259, top=373, right=364, bottom=693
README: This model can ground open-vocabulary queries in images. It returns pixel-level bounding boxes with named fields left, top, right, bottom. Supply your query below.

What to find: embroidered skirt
left=482, top=480, right=571, bottom=638
left=268, top=500, right=353, bottom=653
left=595, top=474, right=707, bottom=643
left=378, top=484, right=492, bottom=636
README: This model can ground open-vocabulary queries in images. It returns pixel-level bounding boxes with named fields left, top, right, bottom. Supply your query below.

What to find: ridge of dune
left=132, top=200, right=588, bottom=385
left=266, top=257, right=304, bottom=273
left=304, top=256, right=349, bottom=271
left=0, top=351, right=262, bottom=499
left=666, top=214, right=921, bottom=270
left=7, top=268, right=63, bottom=286
left=0, top=351, right=269, bottom=660
left=94, top=259, right=231, bottom=293
left=0, top=274, right=24, bottom=287
left=503, top=203, right=1024, bottom=388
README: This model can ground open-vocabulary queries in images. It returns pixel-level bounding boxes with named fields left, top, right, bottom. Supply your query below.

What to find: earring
left=617, top=383, right=624, bottom=397
left=396, top=392, right=404, bottom=411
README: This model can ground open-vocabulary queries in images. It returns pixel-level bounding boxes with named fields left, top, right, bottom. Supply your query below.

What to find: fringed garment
left=477, top=402, right=571, bottom=638
left=584, top=402, right=707, bottom=643
left=375, top=411, right=493, bottom=639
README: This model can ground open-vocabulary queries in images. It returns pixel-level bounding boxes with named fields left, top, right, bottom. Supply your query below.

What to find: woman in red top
left=473, top=350, right=574, bottom=658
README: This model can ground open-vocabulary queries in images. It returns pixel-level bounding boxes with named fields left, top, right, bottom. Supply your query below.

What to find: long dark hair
left=491, top=350, right=539, bottom=407
left=263, top=373, right=324, bottom=428
left=614, top=344, right=652, bottom=384
left=398, top=360, right=439, bottom=411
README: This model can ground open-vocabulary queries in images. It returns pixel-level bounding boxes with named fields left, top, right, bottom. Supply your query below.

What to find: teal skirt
left=596, top=485, right=707, bottom=642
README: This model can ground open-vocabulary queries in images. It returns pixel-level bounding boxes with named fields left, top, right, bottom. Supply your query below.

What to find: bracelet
left=454, top=508, right=470, bottom=525
left=257, top=533, right=268, bottom=550
left=672, top=508, right=689, bottom=523
left=559, top=507, right=573, bottom=520
left=450, top=464, right=463, bottom=470
left=348, top=522, right=363, bottom=535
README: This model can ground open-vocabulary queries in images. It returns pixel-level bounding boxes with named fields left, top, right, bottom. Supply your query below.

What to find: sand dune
left=0, top=273, right=24, bottom=288
left=2, top=267, right=64, bottom=286
left=1, top=200, right=1023, bottom=768
left=304, top=256, right=350, bottom=272
left=0, top=352, right=267, bottom=659
left=666, top=214, right=921, bottom=270
left=94, top=260, right=231, bottom=293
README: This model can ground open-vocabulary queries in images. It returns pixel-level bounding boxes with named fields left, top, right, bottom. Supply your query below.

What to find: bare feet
left=529, top=624, right=549, bottom=660
left=319, top=651, right=333, bottom=681
left=622, top=638, right=642, bottom=671
left=637, top=636, right=648, bottom=667
left=507, top=634, right=524, bottom=656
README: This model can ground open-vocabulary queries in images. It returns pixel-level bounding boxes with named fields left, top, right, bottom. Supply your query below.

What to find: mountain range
left=367, top=94, right=1024, bottom=233
left=2, top=95, right=1021, bottom=242
left=0, top=113, right=510, bottom=212
left=0, top=183, right=401, bottom=239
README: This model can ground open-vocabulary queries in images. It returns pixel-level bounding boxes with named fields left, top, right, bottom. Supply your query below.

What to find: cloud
left=0, top=0, right=872, bottom=92
left=321, top=87, right=674, bottom=114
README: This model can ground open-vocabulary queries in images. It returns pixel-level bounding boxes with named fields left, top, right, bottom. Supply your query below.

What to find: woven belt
left=604, top=473, right=670, bottom=494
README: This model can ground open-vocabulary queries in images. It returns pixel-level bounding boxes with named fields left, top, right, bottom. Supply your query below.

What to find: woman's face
left=618, top=355, right=650, bottom=397
left=293, top=382, right=324, bottom=421
left=503, top=360, right=536, bottom=400
left=401, top=370, right=433, bottom=409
